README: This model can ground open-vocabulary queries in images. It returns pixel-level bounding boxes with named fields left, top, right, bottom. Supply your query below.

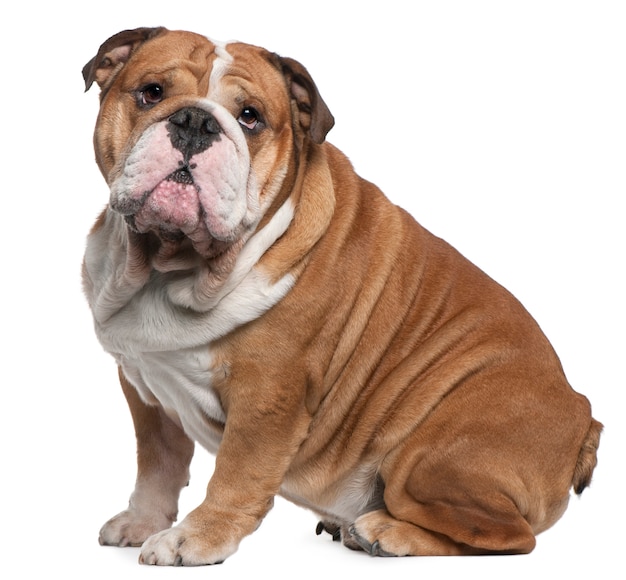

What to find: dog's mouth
left=110, top=113, right=255, bottom=261
left=124, top=167, right=197, bottom=235
left=121, top=164, right=242, bottom=263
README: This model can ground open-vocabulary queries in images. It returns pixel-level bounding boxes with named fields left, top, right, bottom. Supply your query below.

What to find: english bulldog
left=82, top=27, right=602, bottom=566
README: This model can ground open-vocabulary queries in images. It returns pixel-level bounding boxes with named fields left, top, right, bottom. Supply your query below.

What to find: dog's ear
left=82, top=27, right=166, bottom=92
left=279, top=56, right=335, bottom=145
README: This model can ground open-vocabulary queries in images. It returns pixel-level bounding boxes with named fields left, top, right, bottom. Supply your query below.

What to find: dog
left=82, top=27, right=602, bottom=566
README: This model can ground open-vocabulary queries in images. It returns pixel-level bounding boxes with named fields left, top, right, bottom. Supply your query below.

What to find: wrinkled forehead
left=126, top=30, right=286, bottom=103
left=207, top=40, right=287, bottom=104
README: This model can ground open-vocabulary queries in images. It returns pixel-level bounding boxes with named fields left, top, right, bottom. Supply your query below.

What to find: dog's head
left=83, top=27, right=334, bottom=264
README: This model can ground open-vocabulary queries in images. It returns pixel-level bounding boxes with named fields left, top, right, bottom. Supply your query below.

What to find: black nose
left=167, top=107, right=222, bottom=159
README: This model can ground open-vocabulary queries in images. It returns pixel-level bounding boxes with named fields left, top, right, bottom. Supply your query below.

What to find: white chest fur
left=83, top=200, right=296, bottom=452
left=120, top=346, right=225, bottom=453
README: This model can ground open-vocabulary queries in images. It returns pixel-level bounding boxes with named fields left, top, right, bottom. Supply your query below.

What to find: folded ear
left=82, top=27, right=166, bottom=92
left=279, top=56, right=335, bottom=144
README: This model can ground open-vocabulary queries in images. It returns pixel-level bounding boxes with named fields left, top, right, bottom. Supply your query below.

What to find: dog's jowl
left=82, top=27, right=602, bottom=566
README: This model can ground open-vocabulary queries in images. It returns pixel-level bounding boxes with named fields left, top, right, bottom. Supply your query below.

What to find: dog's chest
left=90, top=266, right=295, bottom=452
left=120, top=346, right=225, bottom=453
left=84, top=207, right=298, bottom=451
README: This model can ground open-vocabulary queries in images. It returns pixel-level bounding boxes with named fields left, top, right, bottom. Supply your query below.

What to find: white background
left=1, top=1, right=623, bottom=578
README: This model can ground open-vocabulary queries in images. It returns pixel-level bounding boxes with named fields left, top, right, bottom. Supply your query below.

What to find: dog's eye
left=238, top=107, right=261, bottom=131
left=138, top=84, right=164, bottom=107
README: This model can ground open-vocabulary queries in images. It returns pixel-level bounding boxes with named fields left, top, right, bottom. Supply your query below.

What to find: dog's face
left=84, top=28, right=333, bottom=268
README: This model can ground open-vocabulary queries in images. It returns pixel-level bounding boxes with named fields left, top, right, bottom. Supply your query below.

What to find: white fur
left=166, top=195, right=294, bottom=311
left=84, top=198, right=296, bottom=449
left=86, top=198, right=295, bottom=352
left=121, top=346, right=225, bottom=453
left=206, top=38, right=233, bottom=104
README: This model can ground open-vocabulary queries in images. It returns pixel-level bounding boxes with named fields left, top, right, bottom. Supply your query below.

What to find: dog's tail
left=571, top=417, right=603, bottom=495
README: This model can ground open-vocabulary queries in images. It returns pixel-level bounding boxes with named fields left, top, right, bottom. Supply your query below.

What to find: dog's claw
left=370, top=540, right=394, bottom=557
left=347, top=526, right=394, bottom=557
left=316, top=521, right=341, bottom=541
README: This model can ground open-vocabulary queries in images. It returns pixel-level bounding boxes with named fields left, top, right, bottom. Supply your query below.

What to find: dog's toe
left=139, top=524, right=234, bottom=566
left=348, top=523, right=394, bottom=556
left=99, top=509, right=172, bottom=547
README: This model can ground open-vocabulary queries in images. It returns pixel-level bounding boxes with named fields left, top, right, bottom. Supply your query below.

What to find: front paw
left=139, top=523, right=238, bottom=566
left=99, top=509, right=172, bottom=547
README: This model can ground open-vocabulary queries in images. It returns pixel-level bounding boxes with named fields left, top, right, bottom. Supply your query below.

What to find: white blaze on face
left=206, top=38, right=234, bottom=103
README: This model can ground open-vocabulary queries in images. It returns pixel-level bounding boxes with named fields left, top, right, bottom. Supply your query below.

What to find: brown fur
left=83, top=28, right=601, bottom=565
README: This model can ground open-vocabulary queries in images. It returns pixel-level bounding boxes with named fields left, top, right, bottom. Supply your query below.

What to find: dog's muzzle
left=108, top=101, right=255, bottom=249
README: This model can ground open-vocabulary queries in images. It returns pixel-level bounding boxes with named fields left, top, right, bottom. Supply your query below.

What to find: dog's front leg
left=99, top=368, right=195, bottom=548
left=139, top=378, right=310, bottom=566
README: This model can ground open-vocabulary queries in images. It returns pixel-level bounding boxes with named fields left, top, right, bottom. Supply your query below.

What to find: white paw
left=99, top=509, right=172, bottom=547
left=139, top=524, right=237, bottom=566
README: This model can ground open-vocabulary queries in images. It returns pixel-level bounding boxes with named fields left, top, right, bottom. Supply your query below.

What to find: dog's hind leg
left=348, top=505, right=535, bottom=556
left=347, top=509, right=474, bottom=556
left=355, top=442, right=539, bottom=556
left=98, top=368, right=195, bottom=547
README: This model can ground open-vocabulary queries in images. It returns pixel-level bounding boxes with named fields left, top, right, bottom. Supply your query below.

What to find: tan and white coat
left=82, top=27, right=601, bottom=566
